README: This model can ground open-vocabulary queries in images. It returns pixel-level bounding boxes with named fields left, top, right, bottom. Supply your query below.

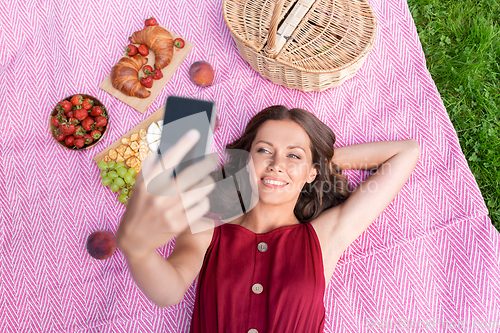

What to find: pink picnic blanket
left=1, top=0, right=499, bottom=332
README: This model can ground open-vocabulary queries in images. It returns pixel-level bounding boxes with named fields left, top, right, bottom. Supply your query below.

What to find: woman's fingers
left=141, top=129, right=201, bottom=187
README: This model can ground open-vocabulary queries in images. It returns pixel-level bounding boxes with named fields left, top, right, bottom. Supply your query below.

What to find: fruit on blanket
left=125, top=44, right=138, bottom=56
left=50, top=94, right=109, bottom=150
left=152, top=68, right=163, bottom=80
left=74, top=108, right=88, bottom=121
left=82, top=98, right=93, bottom=110
left=97, top=160, right=138, bottom=204
left=86, top=230, right=117, bottom=260
left=71, top=94, right=83, bottom=106
left=140, top=75, right=153, bottom=88
left=142, top=65, right=154, bottom=76
left=189, top=61, right=214, bottom=87
left=111, top=54, right=151, bottom=98
left=90, top=105, right=103, bottom=116
left=145, top=17, right=159, bottom=27
left=129, top=26, right=173, bottom=70
left=59, top=122, right=75, bottom=136
left=59, top=100, right=72, bottom=113
left=138, top=44, right=149, bottom=56
left=173, top=38, right=185, bottom=49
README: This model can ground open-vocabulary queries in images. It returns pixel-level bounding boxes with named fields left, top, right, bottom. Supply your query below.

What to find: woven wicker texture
left=223, top=0, right=377, bottom=90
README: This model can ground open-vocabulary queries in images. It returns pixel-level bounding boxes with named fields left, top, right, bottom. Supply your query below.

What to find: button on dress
left=189, top=216, right=326, bottom=333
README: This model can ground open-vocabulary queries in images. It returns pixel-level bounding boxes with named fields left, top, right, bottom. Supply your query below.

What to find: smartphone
left=156, top=96, right=217, bottom=178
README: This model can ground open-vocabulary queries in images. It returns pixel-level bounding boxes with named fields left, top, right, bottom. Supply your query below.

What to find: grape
left=110, top=183, right=120, bottom=192
left=121, top=188, right=129, bottom=195
left=108, top=161, right=116, bottom=170
left=117, top=167, right=127, bottom=178
left=102, top=177, right=112, bottom=186
left=108, top=171, right=118, bottom=179
left=98, top=161, right=108, bottom=171
left=114, top=178, right=125, bottom=187
left=124, top=173, right=133, bottom=184
left=118, top=194, right=129, bottom=204
left=128, top=190, right=133, bottom=197
left=100, top=171, right=108, bottom=179
left=128, top=168, right=136, bottom=176
left=115, top=162, right=125, bottom=169
left=129, top=179, right=136, bottom=186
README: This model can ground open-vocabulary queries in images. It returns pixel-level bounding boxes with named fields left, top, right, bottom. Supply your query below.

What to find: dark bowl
left=49, top=94, right=109, bottom=150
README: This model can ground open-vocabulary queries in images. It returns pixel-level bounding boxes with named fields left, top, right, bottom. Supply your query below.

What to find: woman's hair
left=208, top=105, right=352, bottom=223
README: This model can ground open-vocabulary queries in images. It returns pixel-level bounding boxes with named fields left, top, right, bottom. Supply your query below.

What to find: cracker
left=121, top=137, right=130, bottom=145
left=116, top=153, right=125, bottom=162
left=139, top=129, right=147, bottom=139
left=108, top=149, right=117, bottom=160
left=124, top=146, right=134, bottom=159
left=103, top=155, right=111, bottom=162
left=116, top=145, right=127, bottom=156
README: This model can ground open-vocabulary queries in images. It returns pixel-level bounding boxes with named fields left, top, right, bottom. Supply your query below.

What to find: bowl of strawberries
left=49, top=94, right=109, bottom=150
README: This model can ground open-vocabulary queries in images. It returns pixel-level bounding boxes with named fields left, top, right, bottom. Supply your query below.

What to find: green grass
left=406, top=0, right=500, bottom=231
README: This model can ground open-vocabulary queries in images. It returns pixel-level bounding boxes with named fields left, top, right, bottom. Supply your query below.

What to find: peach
left=86, top=230, right=117, bottom=260
left=189, top=61, right=214, bottom=87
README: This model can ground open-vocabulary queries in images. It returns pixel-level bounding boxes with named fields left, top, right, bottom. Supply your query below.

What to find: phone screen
left=157, top=96, right=217, bottom=177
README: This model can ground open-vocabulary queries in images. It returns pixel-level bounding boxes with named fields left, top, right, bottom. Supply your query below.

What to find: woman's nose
left=267, top=156, right=286, bottom=172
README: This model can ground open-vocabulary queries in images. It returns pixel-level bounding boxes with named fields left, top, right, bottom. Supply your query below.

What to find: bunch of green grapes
left=97, top=160, right=137, bottom=204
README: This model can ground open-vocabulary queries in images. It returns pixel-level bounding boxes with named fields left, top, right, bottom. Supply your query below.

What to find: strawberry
left=152, top=68, right=163, bottom=80
left=64, top=135, right=75, bottom=147
left=125, top=44, right=138, bottom=56
left=145, top=17, right=159, bottom=27
left=51, top=116, right=60, bottom=127
left=138, top=44, right=149, bottom=56
left=96, top=127, right=104, bottom=132
left=82, top=98, right=94, bottom=110
left=68, top=117, right=79, bottom=125
left=83, top=134, right=94, bottom=145
left=59, top=100, right=72, bottom=112
left=173, top=38, right=185, bottom=49
left=143, top=65, right=154, bottom=76
left=90, top=106, right=103, bottom=116
left=74, top=108, right=88, bottom=121
left=94, top=115, right=107, bottom=128
left=73, top=125, right=86, bottom=139
left=55, top=133, right=66, bottom=141
left=81, top=117, right=94, bottom=131
left=71, top=95, right=83, bottom=106
left=59, top=122, right=76, bottom=136
left=74, top=138, right=85, bottom=149
left=140, top=75, right=153, bottom=88
left=90, top=130, right=102, bottom=140
left=66, top=111, right=74, bottom=118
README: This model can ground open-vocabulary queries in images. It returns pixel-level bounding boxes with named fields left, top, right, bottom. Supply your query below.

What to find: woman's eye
left=257, top=148, right=300, bottom=159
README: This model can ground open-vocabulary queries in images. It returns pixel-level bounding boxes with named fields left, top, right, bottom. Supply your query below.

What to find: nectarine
left=86, top=230, right=117, bottom=260
left=189, top=61, right=214, bottom=87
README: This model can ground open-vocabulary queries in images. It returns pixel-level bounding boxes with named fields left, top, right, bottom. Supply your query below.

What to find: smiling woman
left=207, top=105, right=352, bottom=224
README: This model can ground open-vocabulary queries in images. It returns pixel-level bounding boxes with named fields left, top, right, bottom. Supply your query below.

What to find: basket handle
left=264, top=0, right=286, bottom=59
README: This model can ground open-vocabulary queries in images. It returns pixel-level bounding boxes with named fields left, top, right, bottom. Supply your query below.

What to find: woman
left=116, top=105, right=420, bottom=332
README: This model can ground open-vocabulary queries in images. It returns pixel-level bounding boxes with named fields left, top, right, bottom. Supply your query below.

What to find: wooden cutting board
left=99, top=26, right=193, bottom=114
left=93, top=104, right=165, bottom=163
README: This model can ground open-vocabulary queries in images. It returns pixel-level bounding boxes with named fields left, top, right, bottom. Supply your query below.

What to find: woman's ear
left=307, top=167, right=318, bottom=184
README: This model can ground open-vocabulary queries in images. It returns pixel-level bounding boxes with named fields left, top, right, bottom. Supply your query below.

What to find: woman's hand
left=116, top=129, right=219, bottom=259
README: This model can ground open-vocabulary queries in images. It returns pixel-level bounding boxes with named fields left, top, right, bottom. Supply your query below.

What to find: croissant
left=129, top=26, right=174, bottom=70
left=110, top=55, right=151, bottom=99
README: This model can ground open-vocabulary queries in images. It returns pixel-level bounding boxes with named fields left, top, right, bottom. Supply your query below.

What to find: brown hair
left=208, top=105, right=351, bottom=223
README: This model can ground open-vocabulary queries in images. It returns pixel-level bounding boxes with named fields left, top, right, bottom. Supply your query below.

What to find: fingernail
left=186, top=129, right=200, bottom=139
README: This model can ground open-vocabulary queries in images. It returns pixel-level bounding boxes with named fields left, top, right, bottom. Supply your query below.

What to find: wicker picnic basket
left=222, top=0, right=377, bottom=91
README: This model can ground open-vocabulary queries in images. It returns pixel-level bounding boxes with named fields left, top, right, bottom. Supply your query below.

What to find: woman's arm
left=319, top=139, right=420, bottom=254
left=331, top=139, right=416, bottom=171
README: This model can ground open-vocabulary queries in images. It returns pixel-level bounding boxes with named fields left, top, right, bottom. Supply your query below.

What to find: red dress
left=189, top=216, right=326, bottom=333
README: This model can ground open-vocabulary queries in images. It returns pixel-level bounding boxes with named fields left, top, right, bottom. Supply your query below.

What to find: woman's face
left=246, top=119, right=318, bottom=205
